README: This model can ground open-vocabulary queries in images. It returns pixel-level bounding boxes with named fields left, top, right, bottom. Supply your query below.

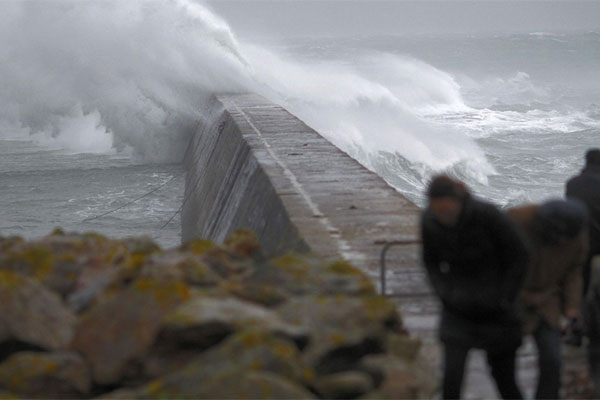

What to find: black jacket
left=567, top=165, right=600, bottom=257
left=421, top=196, right=530, bottom=346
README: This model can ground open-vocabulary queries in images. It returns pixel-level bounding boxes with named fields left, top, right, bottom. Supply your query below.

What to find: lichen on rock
left=0, top=229, right=434, bottom=399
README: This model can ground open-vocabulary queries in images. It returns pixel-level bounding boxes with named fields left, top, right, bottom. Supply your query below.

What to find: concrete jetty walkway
left=184, top=94, right=593, bottom=399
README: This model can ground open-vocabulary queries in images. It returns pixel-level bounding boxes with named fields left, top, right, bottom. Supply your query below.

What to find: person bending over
left=509, top=199, right=588, bottom=399
left=421, top=175, right=529, bottom=399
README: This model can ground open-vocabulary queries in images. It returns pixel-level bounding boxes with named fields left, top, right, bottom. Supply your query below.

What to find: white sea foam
left=0, top=0, right=496, bottom=188
left=30, top=104, right=114, bottom=154
left=0, top=1, right=249, bottom=161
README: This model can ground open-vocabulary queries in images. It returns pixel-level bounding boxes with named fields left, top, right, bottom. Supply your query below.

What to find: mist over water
left=0, top=0, right=249, bottom=161
left=1, top=0, right=599, bottom=244
left=0, top=0, right=491, bottom=174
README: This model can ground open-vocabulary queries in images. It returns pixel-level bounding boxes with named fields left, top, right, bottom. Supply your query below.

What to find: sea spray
left=0, top=1, right=250, bottom=161
left=0, top=0, right=495, bottom=196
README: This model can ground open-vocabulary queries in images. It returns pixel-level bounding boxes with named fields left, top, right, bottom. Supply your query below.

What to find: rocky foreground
left=0, top=229, right=435, bottom=399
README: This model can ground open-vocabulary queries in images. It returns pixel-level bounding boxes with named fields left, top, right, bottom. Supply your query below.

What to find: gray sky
left=206, top=1, right=600, bottom=38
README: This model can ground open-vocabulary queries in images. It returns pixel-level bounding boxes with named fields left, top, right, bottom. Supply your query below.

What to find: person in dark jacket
left=584, top=256, right=600, bottom=397
left=421, top=175, right=529, bottom=399
left=509, top=200, right=588, bottom=400
left=566, top=148, right=600, bottom=295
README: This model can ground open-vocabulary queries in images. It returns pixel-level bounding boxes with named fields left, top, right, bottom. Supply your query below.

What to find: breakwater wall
left=182, top=94, right=421, bottom=283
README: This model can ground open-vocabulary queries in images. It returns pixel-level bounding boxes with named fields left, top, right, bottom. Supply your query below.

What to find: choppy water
left=0, top=138, right=184, bottom=247
left=275, top=32, right=600, bottom=206
left=1, top=1, right=598, bottom=245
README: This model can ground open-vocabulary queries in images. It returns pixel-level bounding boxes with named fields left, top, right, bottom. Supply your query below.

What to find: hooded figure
left=509, top=199, right=588, bottom=400
left=421, top=175, right=529, bottom=399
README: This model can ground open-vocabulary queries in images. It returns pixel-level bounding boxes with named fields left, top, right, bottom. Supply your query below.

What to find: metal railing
left=376, top=239, right=421, bottom=297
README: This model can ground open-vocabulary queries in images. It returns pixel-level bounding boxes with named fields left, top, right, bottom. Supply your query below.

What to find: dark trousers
left=588, top=346, right=600, bottom=398
left=532, top=321, right=562, bottom=399
left=442, top=341, right=523, bottom=399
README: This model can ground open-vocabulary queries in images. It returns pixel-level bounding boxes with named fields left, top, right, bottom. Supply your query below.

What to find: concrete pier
left=182, top=93, right=592, bottom=399
left=183, top=93, right=423, bottom=287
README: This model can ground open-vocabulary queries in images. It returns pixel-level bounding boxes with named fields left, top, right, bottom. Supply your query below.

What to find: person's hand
left=563, top=309, right=583, bottom=347
left=565, top=307, right=580, bottom=320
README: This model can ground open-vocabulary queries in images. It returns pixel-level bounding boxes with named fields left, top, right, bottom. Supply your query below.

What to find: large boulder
left=70, top=278, right=190, bottom=385
left=134, top=329, right=307, bottom=398
left=313, top=370, right=375, bottom=399
left=181, top=370, right=315, bottom=399
left=218, top=254, right=376, bottom=308
left=0, top=351, right=91, bottom=398
left=140, top=251, right=222, bottom=287
left=101, top=371, right=315, bottom=400
left=0, top=230, right=438, bottom=399
left=276, top=295, right=400, bottom=374
left=0, top=271, right=75, bottom=350
left=361, top=355, right=437, bottom=399
left=158, top=295, right=309, bottom=350
left=0, top=232, right=132, bottom=296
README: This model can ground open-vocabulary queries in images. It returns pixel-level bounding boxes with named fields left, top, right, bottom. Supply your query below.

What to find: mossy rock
left=220, top=280, right=289, bottom=307
left=361, top=355, right=438, bottom=399
left=0, top=236, right=24, bottom=253
left=200, top=247, right=255, bottom=280
left=179, top=238, right=215, bottom=255
left=313, top=371, right=375, bottom=399
left=135, top=329, right=306, bottom=398
left=189, top=370, right=316, bottom=399
left=121, top=236, right=161, bottom=256
left=276, top=295, right=401, bottom=374
left=248, top=253, right=375, bottom=297
left=0, top=271, right=75, bottom=350
left=0, top=351, right=91, bottom=398
left=385, top=333, right=422, bottom=362
left=223, top=229, right=262, bottom=258
left=159, top=296, right=308, bottom=352
left=71, top=278, right=190, bottom=385
left=0, top=232, right=132, bottom=296
left=141, top=251, right=222, bottom=287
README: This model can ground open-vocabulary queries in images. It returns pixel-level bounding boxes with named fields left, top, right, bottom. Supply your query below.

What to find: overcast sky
left=206, top=1, right=600, bottom=38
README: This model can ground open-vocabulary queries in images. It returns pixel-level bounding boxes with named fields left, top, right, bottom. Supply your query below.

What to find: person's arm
left=420, top=213, right=445, bottom=300
left=563, top=229, right=588, bottom=319
left=488, top=207, right=531, bottom=305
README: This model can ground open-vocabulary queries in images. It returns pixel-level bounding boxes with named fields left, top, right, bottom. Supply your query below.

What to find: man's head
left=586, top=148, right=600, bottom=167
left=426, top=175, right=469, bottom=227
left=534, top=199, right=588, bottom=246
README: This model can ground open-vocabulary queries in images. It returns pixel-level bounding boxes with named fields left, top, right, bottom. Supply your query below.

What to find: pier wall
left=182, top=94, right=421, bottom=283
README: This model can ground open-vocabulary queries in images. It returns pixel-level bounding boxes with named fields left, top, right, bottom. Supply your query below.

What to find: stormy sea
left=1, top=1, right=599, bottom=246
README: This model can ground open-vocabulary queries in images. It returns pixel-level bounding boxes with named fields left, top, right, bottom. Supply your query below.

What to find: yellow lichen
left=272, top=342, right=295, bottom=359
left=127, top=253, right=148, bottom=269
left=362, top=296, right=397, bottom=321
left=224, top=229, right=261, bottom=256
left=50, top=227, right=65, bottom=236
left=240, top=331, right=262, bottom=348
left=146, top=379, right=165, bottom=395
left=303, top=368, right=315, bottom=382
left=329, top=333, right=346, bottom=345
left=272, top=254, right=310, bottom=278
left=8, top=246, right=55, bottom=281
left=250, top=360, right=263, bottom=370
left=0, top=271, right=25, bottom=290
left=182, top=239, right=215, bottom=255
left=0, top=355, right=60, bottom=391
left=133, top=279, right=190, bottom=306
left=327, top=260, right=362, bottom=275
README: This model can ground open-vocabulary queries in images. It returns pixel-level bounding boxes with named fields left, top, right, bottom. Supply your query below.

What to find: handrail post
left=378, top=240, right=422, bottom=297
